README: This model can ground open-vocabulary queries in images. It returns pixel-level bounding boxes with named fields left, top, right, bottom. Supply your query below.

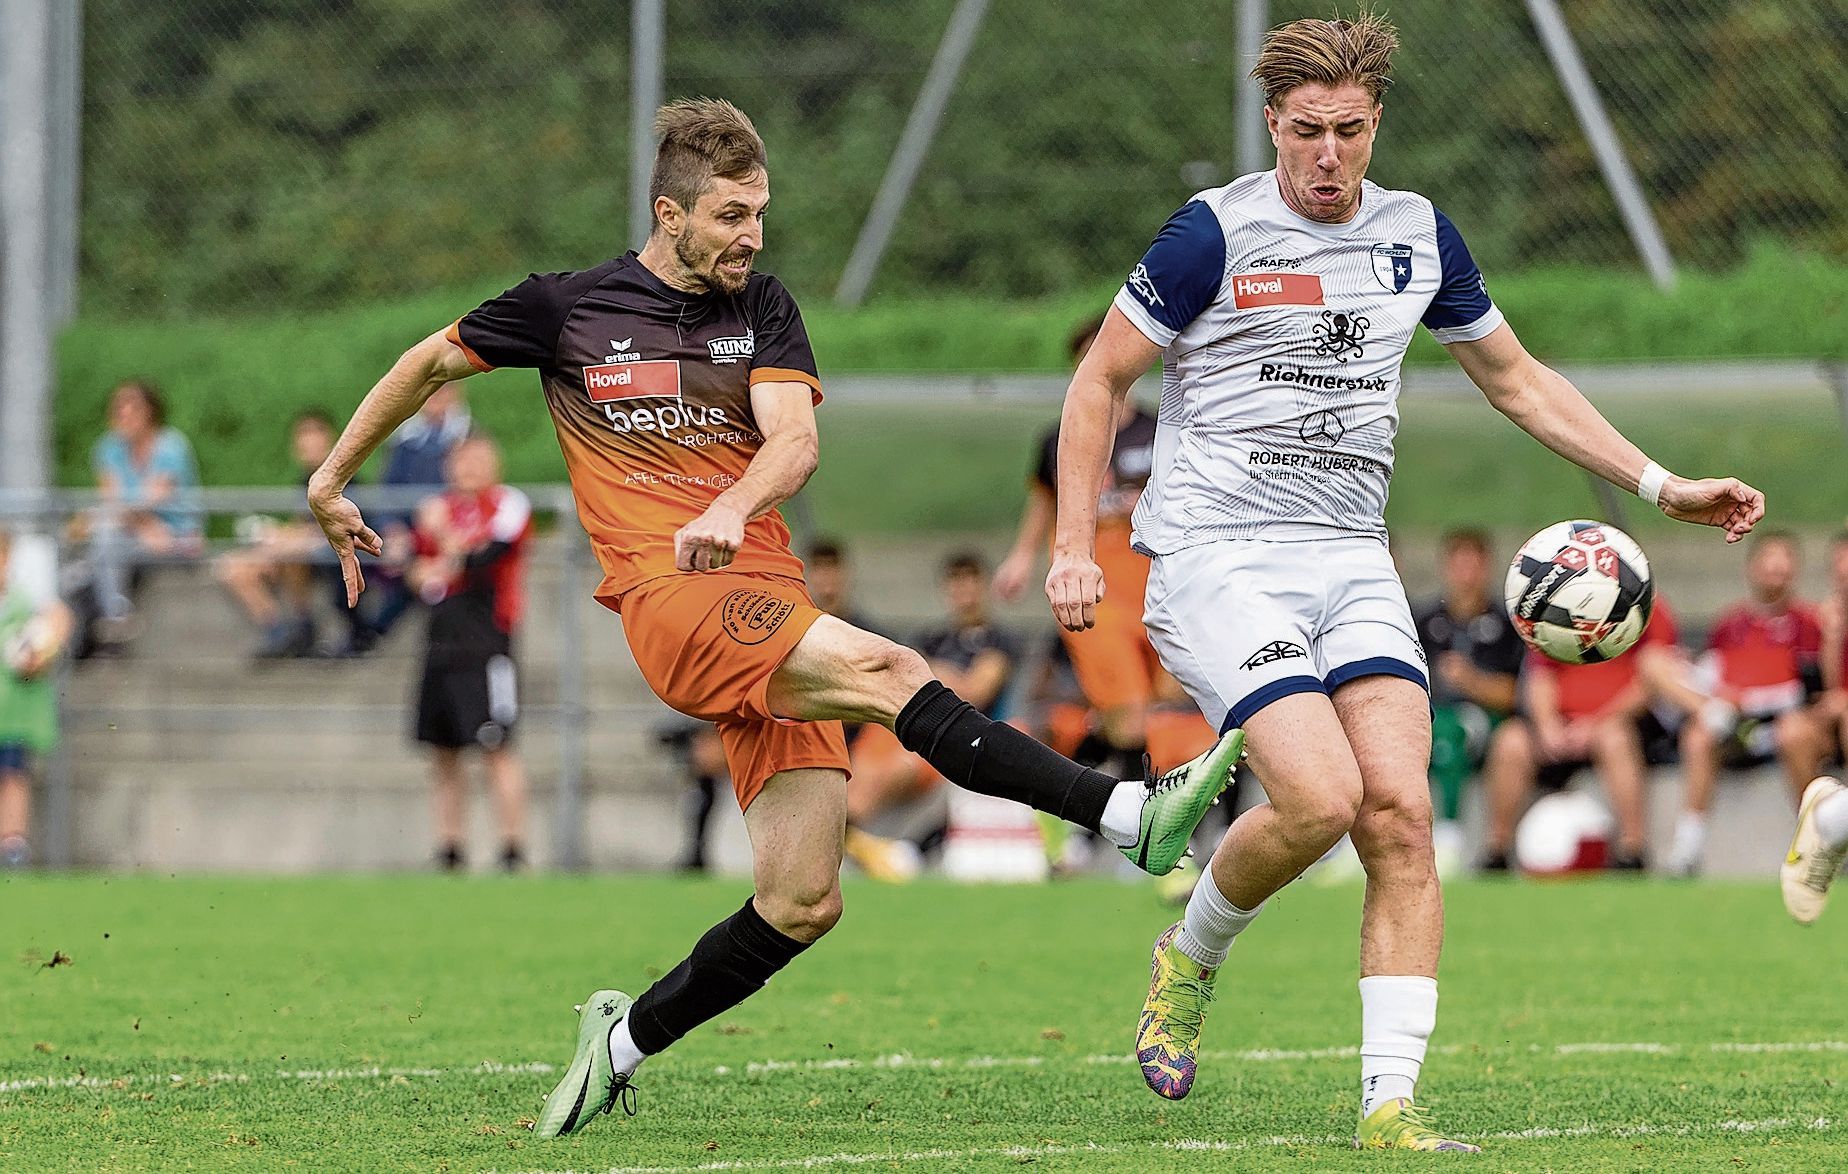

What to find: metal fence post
left=554, top=509, right=590, bottom=871
left=1235, top=0, right=1270, bottom=178
left=629, top=0, right=665, bottom=253
left=0, top=0, right=56, bottom=493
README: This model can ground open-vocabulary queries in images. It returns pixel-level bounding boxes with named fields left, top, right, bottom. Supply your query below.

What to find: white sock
left=1359, top=975, right=1438, bottom=1119
left=1670, top=811, right=1708, bottom=866
left=1099, top=779, right=1147, bottom=848
left=1815, top=791, right=1848, bottom=851
left=1174, top=869, right=1261, bottom=968
left=607, top=1016, right=646, bottom=1076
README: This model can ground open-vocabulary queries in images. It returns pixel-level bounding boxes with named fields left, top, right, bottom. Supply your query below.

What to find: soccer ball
left=1504, top=520, right=1653, bottom=665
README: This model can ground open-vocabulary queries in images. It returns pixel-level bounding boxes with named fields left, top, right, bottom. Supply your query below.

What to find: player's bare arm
left=993, top=483, right=1054, bottom=602
left=1446, top=324, right=1765, bottom=542
left=1047, top=308, right=1159, bottom=632
left=673, top=380, right=819, bottom=573
left=307, top=329, right=482, bottom=604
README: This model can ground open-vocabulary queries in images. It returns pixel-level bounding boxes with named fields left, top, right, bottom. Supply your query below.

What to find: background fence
left=74, top=0, right=1846, bottom=319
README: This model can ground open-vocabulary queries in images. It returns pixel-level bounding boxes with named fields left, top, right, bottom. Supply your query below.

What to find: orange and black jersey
left=448, top=253, right=821, bottom=602
left=1033, top=407, right=1158, bottom=526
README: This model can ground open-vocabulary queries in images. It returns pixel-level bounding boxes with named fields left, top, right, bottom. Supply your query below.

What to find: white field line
left=7, top=1039, right=1846, bottom=1096
left=490, top=1116, right=1838, bottom=1174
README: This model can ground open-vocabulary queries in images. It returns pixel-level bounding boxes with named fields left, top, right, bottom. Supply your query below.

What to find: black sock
left=893, top=681, right=1118, bottom=832
left=626, top=897, right=810, bottom=1055
left=1071, top=732, right=1115, bottom=770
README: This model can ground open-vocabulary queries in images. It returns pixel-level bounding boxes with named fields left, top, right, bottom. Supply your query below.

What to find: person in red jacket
left=1669, top=530, right=1824, bottom=873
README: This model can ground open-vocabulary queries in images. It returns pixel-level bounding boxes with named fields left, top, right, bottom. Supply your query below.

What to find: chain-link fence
left=79, top=0, right=1844, bottom=319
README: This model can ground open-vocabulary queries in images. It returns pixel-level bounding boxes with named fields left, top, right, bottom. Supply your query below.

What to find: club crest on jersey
left=1371, top=243, right=1413, bottom=293
left=583, top=359, right=682, bottom=403
left=707, top=330, right=755, bottom=364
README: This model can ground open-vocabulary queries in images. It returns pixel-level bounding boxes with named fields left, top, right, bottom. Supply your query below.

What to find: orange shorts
left=1059, top=540, right=1163, bottom=713
left=1146, top=709, right=1218, bottom=775
left=613, top=572, right=849, bottom=811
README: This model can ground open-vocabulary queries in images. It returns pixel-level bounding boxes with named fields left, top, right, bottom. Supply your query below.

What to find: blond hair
left=1251, top=11, right=1400, bottom=107
left=649, top=97, right=767, bottom=225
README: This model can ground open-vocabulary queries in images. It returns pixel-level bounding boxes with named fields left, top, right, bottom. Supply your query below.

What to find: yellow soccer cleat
left=844, top=827, right=921, bottom=883
left=1782, top=776, right=1848, bottom=925
left=1354, top=1099, right=1481, bottom=1153
left=1135, top=922, right=1216, bottom=1099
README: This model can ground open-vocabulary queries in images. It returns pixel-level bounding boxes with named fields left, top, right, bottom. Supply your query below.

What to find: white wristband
left=1636, top=461, right=1672, bottom=509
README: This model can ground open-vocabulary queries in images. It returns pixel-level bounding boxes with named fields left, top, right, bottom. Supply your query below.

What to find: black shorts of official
left=1532, top=710, right=1676, bottom=792
left=415, top=651, right=519, bottom=750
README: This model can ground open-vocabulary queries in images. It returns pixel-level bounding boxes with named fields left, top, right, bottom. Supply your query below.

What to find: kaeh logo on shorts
left=1231, top=272, right=1324, bottom=309
left=583, top=360, right=682, bottom=403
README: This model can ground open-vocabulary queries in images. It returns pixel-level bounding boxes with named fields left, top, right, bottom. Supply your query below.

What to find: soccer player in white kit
left=1046, top=15, right=1766, bottom=1152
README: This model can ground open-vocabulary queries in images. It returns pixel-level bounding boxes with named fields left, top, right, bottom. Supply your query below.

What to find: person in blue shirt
left=84, top=379, right=202, bottom=642
left=359, top=381, right=474, bottom=647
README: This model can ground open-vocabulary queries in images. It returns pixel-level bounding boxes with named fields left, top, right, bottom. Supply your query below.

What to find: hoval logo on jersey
left=584, top=359, right=682, bottom=403
left=1371, top=243, right=1413, bottom=293
left=1126, top=263, right=1164, bottom=307
left=1232, top=272, right=1325, bottom=309
left=1241, top=640, right=1307, bottom=669
left=707, top=330, right=754, bottom=364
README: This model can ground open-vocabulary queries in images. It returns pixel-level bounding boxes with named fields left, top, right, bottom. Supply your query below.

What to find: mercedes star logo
left=1300, top=409, right=1344, bottom=448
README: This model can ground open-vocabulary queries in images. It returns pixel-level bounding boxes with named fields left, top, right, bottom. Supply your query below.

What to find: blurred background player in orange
left=844, top=551, right=1018, bottom=880
left=407, top=434, right=533, bottom=872
left=1480, top=599, right=1683, bottom=871
left=1413, top=528, right=1524, bottom=874
left=1667, top=530, right=1823, bottom=873
left=994, top=318, right=1216, bottom=784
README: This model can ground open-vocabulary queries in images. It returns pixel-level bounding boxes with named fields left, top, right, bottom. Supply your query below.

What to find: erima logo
left=1127, top=263, right=1164, bottom=307
left=1241, top=641, right=1307, bottom=669
left=605, top=338, right=641, bottom=363
left=707, top=331, right=754, bottom=364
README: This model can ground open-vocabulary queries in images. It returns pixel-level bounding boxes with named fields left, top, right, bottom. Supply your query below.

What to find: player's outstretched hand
left=1659, top=475, right=1766, bottom=544
left=1046, top=550, right=1105, bottom=632
left=992, top=549, right=1035, bottom=602
left=675, top=502, right=747, bottom=572
left=307, top=483, right=383, bottom=607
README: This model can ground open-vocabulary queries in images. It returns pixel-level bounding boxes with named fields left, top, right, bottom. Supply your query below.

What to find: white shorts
left=1143, top=536, right=1427, bottom=732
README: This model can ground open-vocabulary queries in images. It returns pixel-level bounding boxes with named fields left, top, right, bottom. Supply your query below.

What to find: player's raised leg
left=1335, top=675, right=1475, bottom=1151
left=766, top=615, right=1241, bottom=876
left=1139, top=692, right=1358, bottom=1099
left=1782, top=775, right=1848, bottom=924
left=536, top=765, right=845, bottom=1137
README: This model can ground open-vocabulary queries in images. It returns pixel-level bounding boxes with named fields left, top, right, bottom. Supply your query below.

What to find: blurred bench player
left=307, top=97, right=1243, bottom=1138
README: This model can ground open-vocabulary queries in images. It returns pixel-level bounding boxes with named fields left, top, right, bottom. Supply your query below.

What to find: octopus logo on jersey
left=1371, top=243, right=1413, bottom=293
left=1126, top=263, right=1164, bottom=307
left=1311, top=311, right=1369, bottom=362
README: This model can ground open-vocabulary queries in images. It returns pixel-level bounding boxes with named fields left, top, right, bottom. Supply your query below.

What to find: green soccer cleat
left=1354, top=1099, right=1481, bottom=1153
left=535, top=989, right=639, bottom=1139
left=1123, top=729, right=1244, bottom=876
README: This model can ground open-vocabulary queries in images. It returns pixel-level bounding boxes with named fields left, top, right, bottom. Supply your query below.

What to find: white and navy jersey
left=1114, top=170, right=1503, bottom=551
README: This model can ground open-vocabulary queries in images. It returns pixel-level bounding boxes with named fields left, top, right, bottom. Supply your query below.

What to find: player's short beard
left=675, top=233, right=753, bottom=295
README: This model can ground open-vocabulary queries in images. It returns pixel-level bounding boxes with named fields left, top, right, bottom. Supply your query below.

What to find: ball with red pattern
left=1504, top=520, right=1654, bottom=665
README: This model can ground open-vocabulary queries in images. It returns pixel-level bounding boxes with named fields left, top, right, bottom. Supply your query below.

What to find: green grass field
left=5, top=875, right=1845, bottom=1171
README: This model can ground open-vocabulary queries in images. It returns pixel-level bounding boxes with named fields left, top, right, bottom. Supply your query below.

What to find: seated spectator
left=216, top=409, right=352, bottom=658
left=409, top=435, right=534, bottom=872
left=0, top=529, right=74, bottom=868
left=805, top=536, right=883, bottom=636
left=368, top=381, right=474, bottom=643
left=843, top=551, right=1019, bottom=880
left=1669, top=530, right=1823, bottom=873
left=1414, top=528, right=1524, bottom=873
left=1480, top=598, right=1683, bottom=872
left=77, top=379, right=202, bottom=650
